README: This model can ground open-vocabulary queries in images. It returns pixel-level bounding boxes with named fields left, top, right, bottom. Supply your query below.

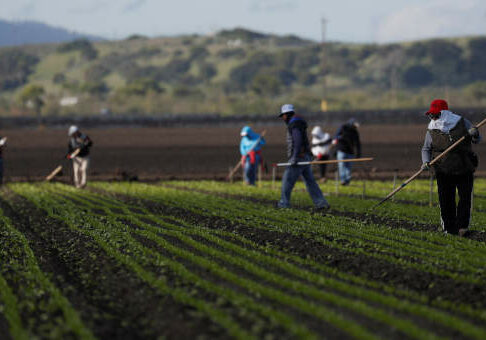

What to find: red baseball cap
left=426, top=99, right=448, bottom=115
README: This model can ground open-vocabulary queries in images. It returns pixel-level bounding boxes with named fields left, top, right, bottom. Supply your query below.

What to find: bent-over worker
left=311, top=126, right=332, bottom=181
left=421, top=99, right=481, bottom=237
left=67, top=125, right=93, bottom=188
left=277, top=104, right=330, bottom=210
left=240, top=126, right=266, bottom=186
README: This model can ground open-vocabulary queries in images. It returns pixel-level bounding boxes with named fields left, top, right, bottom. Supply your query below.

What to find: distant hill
left=0, top=19, right=103, bottom=47
left=0, top=27, right=486, bottom=116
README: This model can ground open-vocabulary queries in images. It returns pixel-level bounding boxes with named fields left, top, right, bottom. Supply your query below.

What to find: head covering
left=346, top=118, right=359, bottom=128
left=312, top=126, right=325, bottom=138
left=427, top=110, right=461, bottom=133
left=426, top=99, right=448, bottom=116
left=240, top=126, right=258, bottom=139
left=240, top=126, right=250, bottom=136
left=68, top=125, right=79, bottom=136
left=278, top=104, right=295, bottom=117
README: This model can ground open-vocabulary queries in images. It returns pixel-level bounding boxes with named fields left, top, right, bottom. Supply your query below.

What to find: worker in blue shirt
left=240, top=126, right=265, bottom=185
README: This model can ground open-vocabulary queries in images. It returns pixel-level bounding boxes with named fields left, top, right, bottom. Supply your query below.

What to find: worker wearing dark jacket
left=67, top=125, right=93, bottom=188
left=333, top=119, right=361, bottom=185
left=421, top=99, right=481, bottom=236
left=277, top=104, right=329, bottom=210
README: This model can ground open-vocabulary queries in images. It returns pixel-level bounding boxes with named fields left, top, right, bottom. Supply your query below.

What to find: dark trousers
left=436, top=172, right=474, bottom=234
left=317, top=155, right=329, bottom=178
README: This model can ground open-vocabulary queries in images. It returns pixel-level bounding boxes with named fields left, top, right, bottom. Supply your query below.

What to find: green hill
left=1, top=28, right=486, bottom=116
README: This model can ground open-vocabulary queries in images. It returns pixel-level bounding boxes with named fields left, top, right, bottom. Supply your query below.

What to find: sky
left=1, top=0, right=486, bottom=43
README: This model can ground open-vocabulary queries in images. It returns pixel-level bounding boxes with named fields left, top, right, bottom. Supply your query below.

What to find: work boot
left=313, top=204, right=330, bottom=214
left=458, top=228, right=470, bottom=237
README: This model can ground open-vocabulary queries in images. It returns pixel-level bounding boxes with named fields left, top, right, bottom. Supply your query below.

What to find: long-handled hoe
left=274, top=157, right=373, bottom=167
left=45, top=148, right=80, bottom=181
left=227, top=130, right=267, bottom=181
left=372, top=117, right=486, bottom=209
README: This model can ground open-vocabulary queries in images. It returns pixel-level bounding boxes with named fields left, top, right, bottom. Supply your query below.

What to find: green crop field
left=1, top=180, right=485, bottom=339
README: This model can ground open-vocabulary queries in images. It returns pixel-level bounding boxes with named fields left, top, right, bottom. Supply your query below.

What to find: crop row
left=10, top=183, right=260, bottom=339
left=39, top=183, right=486, bottom=339
left=91, top=182, right=486, bottom=285
left=0, top=200, right=94, bottom=340
left=168, top=179, right=486, bottom=232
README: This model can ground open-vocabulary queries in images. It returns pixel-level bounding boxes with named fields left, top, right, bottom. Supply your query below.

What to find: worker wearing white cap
left=67, top=125, right=93, bottom=188
left=277, top=104, right=330, bottom=211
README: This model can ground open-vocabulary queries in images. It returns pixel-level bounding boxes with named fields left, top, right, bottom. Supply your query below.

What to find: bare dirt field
left=3, top=124, right=486, bottom=182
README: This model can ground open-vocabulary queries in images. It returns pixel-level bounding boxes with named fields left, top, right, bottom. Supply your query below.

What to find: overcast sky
left=1, top=0, right=486, bottom=43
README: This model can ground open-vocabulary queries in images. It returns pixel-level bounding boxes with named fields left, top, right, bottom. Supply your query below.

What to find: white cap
left=68, top=125, right=79, bottom=136
left=279, top=104, right=294, bottom=116
left=312, top=126, right=324, bottom=136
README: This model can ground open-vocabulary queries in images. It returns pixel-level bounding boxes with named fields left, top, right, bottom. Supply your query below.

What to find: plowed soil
left=4, top=124, right=486, bottom=182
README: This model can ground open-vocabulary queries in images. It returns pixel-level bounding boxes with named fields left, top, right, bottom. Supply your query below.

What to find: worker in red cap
left=421, top=99, right=481, bottom=236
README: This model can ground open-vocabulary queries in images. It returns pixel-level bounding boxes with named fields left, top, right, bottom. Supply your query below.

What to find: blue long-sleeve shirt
left=240, top=126, right=265, bottom=156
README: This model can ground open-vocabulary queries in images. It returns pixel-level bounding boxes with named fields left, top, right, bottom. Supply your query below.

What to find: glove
left=289, top=158, right=298, bottom=166
left=332, top=139, right=338, bottom=145
left=468, top=127, right=478, bottom=136
left=421, top=162, right=430, bottom=171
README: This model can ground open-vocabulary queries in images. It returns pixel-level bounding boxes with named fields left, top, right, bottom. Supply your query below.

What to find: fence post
left=392, top=169, right=398, bottom=201
left=258, top=164, right=262, bottom=188
left=272, top=166, right=276, bottom=190
left=335, top=170, right=339, bottom=195
left=429, top=174, right=434, bottom=207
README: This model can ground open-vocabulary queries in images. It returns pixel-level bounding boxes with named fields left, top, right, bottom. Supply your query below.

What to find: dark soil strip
left=92, top=188, right=486, bottom=316
left=0, top=314, right=13, bottom=340
left=0, top=191, right=227, bottom=340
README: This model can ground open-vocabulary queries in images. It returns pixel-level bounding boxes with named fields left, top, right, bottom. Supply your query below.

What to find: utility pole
left=321, top=17, right=327, bottom=44
left=320, top=16, right=328, bottom=112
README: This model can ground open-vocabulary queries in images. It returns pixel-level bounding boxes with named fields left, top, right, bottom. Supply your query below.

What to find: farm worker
left=277, top=104, right=330, bottom=210
left=421, top=99, right=481, bottom=237
left=311, top=126, right=332, bottom=181
left=0, top=135, right=6, bottom=185
left=67, top=125, right=93, bottom=189
left=240, top=126, right=266, bottom=186
left=332, top=118, right=361, bottom=186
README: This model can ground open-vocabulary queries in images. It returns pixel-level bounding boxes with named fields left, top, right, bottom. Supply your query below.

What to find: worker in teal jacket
left=240, top=126, right=266, bottom=185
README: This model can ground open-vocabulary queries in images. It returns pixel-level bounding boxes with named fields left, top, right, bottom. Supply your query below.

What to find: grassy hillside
left=1, top=28, right=486, bottom=116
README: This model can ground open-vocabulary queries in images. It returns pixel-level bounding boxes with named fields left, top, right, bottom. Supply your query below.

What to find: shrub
left=402, top=65, right=434, bottom=88
left=52, top=73, right=66, bottom=84
left=120, top=78, right=164, bottom=96
left=57, top=39, right=98, bottom=60
left=0, top=50, right=39, bottom=91
left=251, top=74, right=281, bottom=95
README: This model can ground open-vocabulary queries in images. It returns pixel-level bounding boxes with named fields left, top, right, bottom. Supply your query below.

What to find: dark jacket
left=335, top=122, right=361, bottom=157
left=429, top=118, right=476, bottom=174
left=68, top=133, right=93, bottom=158
left=286, top=116, right=312, bottom=160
